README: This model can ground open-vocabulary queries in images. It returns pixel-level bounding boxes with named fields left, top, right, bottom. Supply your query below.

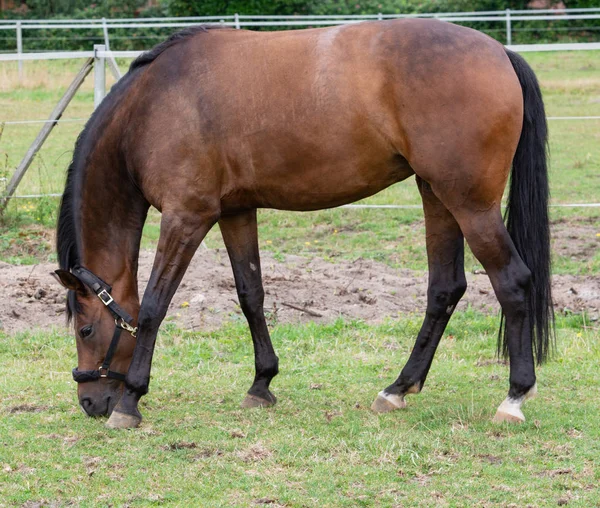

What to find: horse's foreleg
left=106, top=209, right=217, bottom=429
left=219, top=210, right=279, bottom=408
left=372, top=177, right=466, bottom=413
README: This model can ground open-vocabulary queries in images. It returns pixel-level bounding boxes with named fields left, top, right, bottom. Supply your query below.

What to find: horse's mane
left=57, top=24, right=225, bottom=321
left=129, top=25, right=226, bottom=72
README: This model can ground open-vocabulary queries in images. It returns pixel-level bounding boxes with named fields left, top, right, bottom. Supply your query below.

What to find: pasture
left=0, top=48, right=599, bottom=506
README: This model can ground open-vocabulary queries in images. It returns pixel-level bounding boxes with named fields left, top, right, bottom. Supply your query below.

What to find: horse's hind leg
left=451, top=206, right=537, bottom=423
left=427, top=167, right=537, bottom=422
left=219, top=210, right=279, bottom=408
left=372, top=177, right=467, bottom=413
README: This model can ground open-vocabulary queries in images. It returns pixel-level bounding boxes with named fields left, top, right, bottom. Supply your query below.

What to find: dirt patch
left=8, top=404, right=48, bottom=414
left=551, top=219, right=600, bottom=263
left=0, top=225, right=53, bottom=262
left=1, top=248, right=599, bottom=335
left=1, top=247, right=600, bottom=335
left=161, top=442, right=198, bottom=451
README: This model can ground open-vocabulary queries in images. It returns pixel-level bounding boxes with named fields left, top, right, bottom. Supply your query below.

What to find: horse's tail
left=500, top=49, right=554, bottom=364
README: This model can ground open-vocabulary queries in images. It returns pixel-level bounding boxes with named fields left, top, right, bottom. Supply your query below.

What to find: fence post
left=102, top=17, right=110, bottom=51
left=377, top=12, right=383, bottom=21
left=16, top=20, right=22, bottom=81
left=506, top=8, right=512, bottom=46
left=234, top=13, right=241, bottom=29
left=94, top=44, right=106, bottom=109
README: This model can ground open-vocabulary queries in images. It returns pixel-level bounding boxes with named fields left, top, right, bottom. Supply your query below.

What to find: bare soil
left=1, top=247, right=598, bottom=335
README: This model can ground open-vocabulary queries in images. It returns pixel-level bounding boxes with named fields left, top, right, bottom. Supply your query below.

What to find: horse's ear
left=51, top=270, right=86, bottom=293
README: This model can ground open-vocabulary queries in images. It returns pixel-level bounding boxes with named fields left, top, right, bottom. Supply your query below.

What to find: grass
left=0, top=312, right=599, bottom=506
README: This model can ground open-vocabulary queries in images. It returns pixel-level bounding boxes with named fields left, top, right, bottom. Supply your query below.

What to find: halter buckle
left=98, top=289, right=114, bottom=306
left=116, top=318, right=138, bottom=338
left=98, top=367, right=108, bottom=378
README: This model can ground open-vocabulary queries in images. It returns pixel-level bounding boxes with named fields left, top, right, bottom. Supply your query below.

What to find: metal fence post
left=234, top=13, right=241, bottom=29
left=16, top=21, right=22, bottom=81
left=506, top=8, right=512, bottom=45
left=378, top=12, right=383, bottom=21
left=94, top=44, right=106, bottom=109
left=102, top=17, right=110, bottom=51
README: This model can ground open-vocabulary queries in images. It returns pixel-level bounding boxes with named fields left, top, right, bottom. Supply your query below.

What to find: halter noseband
left=70, top=266, right=138, bottom=384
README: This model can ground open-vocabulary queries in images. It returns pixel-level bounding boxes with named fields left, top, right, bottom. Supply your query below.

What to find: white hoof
left=492, top=384, right=537, bottom=424
left=371, top=391, right=406, bottom=413
left=493, top=401, right=526, bottom=423
left=106, top=410, right=141, bottom=429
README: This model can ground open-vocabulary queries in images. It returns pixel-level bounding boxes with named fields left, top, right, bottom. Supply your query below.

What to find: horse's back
left=121, top=20, right=522, bottom=213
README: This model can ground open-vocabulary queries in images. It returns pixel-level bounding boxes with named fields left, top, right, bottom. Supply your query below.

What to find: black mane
left=57, top=24, right=224, bottom=321
left=129, top=25, right=225, bottom=72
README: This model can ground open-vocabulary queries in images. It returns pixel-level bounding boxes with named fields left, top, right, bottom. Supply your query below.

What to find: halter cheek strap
left=71, top=266, right=137, bottom=384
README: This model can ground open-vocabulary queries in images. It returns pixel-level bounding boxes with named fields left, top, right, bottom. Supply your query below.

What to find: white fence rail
left=1, top=9, right=600, bottom=55
left=2, top=41, right=600, bottom=64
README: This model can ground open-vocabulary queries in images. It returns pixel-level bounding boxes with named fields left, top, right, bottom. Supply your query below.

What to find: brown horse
left=53, top=19, right=553, bottom=429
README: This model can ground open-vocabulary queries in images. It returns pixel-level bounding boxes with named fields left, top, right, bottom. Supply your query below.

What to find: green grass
left=1, top=313, right=599, bottom=506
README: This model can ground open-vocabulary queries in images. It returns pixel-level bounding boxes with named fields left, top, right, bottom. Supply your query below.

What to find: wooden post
left=0, top=57, right=94, bottom=213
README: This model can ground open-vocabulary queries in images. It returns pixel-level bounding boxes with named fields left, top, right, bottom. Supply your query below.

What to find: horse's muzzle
left=79, top=395, right=117, bottom=417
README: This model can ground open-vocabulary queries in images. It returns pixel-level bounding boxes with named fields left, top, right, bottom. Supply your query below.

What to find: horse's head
left=53, top=268, right=138, bottom=417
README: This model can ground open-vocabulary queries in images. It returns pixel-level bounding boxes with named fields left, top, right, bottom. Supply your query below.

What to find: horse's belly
left=236, top=154, right=414, bottom=211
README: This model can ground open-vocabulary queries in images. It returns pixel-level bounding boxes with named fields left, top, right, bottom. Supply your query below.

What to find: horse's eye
left=79, top=325, right=93, bottom=338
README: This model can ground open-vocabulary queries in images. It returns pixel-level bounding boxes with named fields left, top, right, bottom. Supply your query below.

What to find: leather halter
left=70, top=266, right=138, bottom=384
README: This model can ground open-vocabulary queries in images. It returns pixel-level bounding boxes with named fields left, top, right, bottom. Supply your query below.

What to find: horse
left=53, top=19, right=553, bottom=429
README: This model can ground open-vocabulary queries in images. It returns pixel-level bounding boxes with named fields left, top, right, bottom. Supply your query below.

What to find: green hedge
left=1, top=0, right=598, bottom=52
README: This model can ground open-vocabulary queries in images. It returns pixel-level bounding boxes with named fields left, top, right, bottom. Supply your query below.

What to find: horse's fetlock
left=256, top=355, right=279, bottom=379
left=508, top=376, right=536, bottom=400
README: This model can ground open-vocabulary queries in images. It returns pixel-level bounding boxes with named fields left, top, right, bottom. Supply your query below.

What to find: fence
left=2, top=8, right=600, bottom=55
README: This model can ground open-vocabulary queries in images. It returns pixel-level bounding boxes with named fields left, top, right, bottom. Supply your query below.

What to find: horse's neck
left=78, top=157, right=149, bottom=292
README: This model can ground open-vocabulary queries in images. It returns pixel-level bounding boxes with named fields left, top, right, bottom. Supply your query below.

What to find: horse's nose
left=79, top=396, right=110, bottom=417
left=80, top=396, right=95, bottom=416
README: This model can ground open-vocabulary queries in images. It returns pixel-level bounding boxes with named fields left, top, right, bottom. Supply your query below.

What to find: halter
left=70, top=266, right=138, bottom=384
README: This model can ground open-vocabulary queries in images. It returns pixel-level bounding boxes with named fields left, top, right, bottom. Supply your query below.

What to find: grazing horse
left=53, top=19, right=553, bottom=429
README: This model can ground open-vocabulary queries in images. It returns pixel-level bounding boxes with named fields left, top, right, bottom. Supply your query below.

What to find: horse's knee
left=137, top=295, right=167, bottom=330
left=427, top=278, right=467, bottom=314
left=238, top=284, right=265, bottom=318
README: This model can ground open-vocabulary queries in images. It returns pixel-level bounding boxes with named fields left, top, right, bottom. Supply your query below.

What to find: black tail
left=500, top=49, right=554, bottom=365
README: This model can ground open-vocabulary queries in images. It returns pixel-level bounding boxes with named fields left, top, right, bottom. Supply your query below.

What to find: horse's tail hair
left=500, top=49, right=554, bottom=365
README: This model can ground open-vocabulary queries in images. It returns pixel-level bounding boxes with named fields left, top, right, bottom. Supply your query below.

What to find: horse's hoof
left=492, top=384, right=536, bottom=424
left=492, top=397, right=526, bottom=424
left=105, top=410, right=142, bottom=429
left=371, top=391, right=406, bottom=413
left=240, top=392, right=276, bottom=408
left=492, top=409, right=525, bottom=424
